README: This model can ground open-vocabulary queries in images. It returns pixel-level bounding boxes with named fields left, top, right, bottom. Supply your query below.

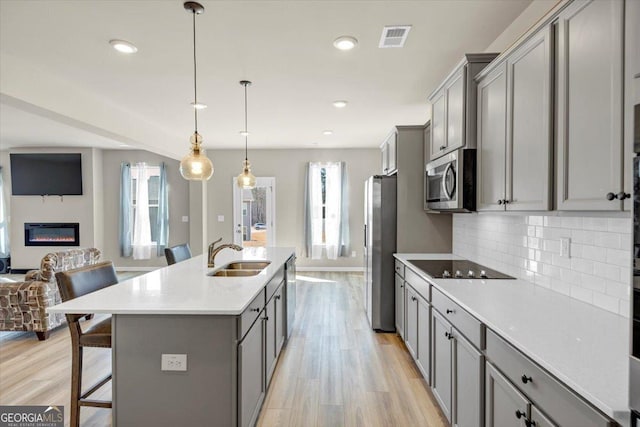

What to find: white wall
left=205, top=148, right=379, bottom=269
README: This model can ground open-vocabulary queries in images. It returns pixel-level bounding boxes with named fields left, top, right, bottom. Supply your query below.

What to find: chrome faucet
left=208, top=238, right=243, bottom=267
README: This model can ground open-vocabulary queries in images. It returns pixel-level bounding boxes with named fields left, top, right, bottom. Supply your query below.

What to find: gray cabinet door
left=405, top=286, right=418, bottom=359
left=485, top=362, right=529, bottom=427
left=477, top=62, right=508, bottom=211
left=387, top=131, right=398, bottom=174
left=275, top=283, right=285, bottom=358
left=381, top=142, right=389, bottom=174
left=238, top=317, right=264, bottom=427
left=432, top=309, right=453, bottom=423
left=531, top=406, right=558, bottom=427
left=556, top=0, right=624, bottom=211
left=431, top=90, right=447, bottom=158
left=446, top=69, right=466, bottom=153
left=265, top=296, right=277, bottom=387
left=453, top=329, right=484, bottom=427
left=507, top=25, right=553, bottom=211
left=416, top=296, right=430, bottom=384
left=395, top=273, right=405, bottom=339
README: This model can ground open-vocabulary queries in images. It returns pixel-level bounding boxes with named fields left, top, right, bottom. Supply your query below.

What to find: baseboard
left=296, top=266, right=364, bottom=272
left=9, top=269, right=30, bottom=274
left=115, top=266, right=159, bottom=272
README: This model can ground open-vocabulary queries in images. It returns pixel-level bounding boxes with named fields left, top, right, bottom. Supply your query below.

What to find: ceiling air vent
left=379, top=25, right=412, bottom=48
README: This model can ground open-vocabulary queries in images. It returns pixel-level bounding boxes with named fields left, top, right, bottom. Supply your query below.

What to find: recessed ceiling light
left=239, top=131, right=250, bottom=136
left=323, top=130, right=333, bottom=135
left=333, top=36, right=358, bottom=51
left=109, top=39, right=138, bottom=54
left=191, top=102, right=207, bottom=109
left=333, top=100, right=348, bottom=108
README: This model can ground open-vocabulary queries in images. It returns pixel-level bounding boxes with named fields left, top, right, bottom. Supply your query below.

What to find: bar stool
left=55, top=261, right=118, bottom=427
left=164, top=243, right=192, bottom=265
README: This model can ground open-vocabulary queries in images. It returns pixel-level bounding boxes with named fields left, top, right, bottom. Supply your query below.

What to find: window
left=119, top=162, right=168, bottom=260
left=305, top=162, right=349, bottom=260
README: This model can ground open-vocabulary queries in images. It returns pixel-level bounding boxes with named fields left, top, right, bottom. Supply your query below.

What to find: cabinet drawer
left=395, top=260, right=405, bottom=278
left=431, top=287, right=483, bottom=349
left=238, top=289, right=265, bottom=340
left=405, top=267, right=429, bottom=301
left=485, top=330, right=613, bottom=427
left=266, top=267, right=285, bottom=301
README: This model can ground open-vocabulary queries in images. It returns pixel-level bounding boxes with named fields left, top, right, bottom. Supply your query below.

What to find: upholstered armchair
left=0, top=248, right=101, bottom=340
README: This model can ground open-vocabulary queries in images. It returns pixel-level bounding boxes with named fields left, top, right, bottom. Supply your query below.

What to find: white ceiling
left=0, top=0, right=532, bottom=159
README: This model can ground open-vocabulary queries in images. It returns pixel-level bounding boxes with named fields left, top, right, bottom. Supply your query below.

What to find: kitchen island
left=49, top=247, right=296, bottom=427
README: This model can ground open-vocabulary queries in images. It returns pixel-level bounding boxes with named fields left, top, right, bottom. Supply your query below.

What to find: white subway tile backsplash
left=453, top=214, right=631, bottom=317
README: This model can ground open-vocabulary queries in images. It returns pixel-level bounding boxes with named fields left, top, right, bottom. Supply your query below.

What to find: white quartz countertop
left=48, top=247, right=295, bottom=316
left=394, top=253, right=630, bottom=424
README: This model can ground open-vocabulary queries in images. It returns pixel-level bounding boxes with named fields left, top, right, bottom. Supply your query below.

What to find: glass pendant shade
left=180, top=132, right=214, bottom=180
left=236, top=159, right=256, bottom=189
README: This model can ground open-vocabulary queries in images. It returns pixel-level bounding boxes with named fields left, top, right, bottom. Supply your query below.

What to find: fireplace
left=24, top=223, right=80, bottom=247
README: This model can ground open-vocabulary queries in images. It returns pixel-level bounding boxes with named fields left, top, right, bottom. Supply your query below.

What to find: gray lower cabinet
left=405, top=285, right=418, bottom=359
left=453, top=329, right=484, bottom=427
left=395, top=273, right=405, bottom=339
left=486, top=362, right=530, bottom=427
left=238, top=315, right=265, bottom=427
left=266, top=280, right=286, bottom=388
left=416, top=295, right=430, bottom=383
left=432, top=309, right=484, bottom=427
left=531, top=406, right=557, bottom=427
left=432, top=309, right=453, bottom=422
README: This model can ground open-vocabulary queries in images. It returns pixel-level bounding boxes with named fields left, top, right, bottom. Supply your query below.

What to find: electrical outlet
left=351, top=251, right=357, bottom=257
left=181, top=216, right=189, bottom=223
left=560, top=237, right=571, bottom=258
left=161, top=354, right=187, bottom=371
left=217, top=215, right=225, bottom=222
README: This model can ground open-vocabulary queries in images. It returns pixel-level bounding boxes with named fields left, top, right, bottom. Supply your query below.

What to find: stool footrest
left=80, top=373, right=112, bottom=401
left=79, top=399, right=112, bottom=409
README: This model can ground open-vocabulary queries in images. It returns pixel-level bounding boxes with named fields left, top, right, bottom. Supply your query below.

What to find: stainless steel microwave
left=425, top=148, right=476, bottom=212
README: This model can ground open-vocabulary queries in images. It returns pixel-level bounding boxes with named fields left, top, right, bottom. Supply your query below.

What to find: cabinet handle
left=439, top=146, right=446, bottom=150
left=262, top=316, right=269, bottom=321
left=275, top=295, right=281, bottom=300
left=503, top=199, right=510, bottom=204
left=515, top=410, right=526, bottom=420
left=444, top=331, right=450, bottom=338
left=411, top=296, right=417, bottom=301
left=497, top=199, right=503, bottom=205
left=526, top=421, right=536, bottom=427
left=250, top=308, right=260, bottom=313
left=446, top=309, right=454, bottom=314
left=616, top=192, right=631, bottom=200
left=521, top=374, right=532, bottom=384
left=400, top=284, right=404, bottom=288
left=606, top=192, right=616, bottom=201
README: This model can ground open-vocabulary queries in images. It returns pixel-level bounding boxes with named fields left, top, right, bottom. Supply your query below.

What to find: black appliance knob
left=480, top=270, right=487, bottom=278
left=442, top=270, right=451, bottom=278
left=455, top=270, right=463, bottom=278
left=467, top=270, right=475, bottom=278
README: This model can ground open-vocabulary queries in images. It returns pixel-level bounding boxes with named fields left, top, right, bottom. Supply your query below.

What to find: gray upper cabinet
left=477, top=62, right=508, bottom=211
left=381, top=130, right=398, bottom=175
left=556, top=0, right=625, bottom=210
left=428, top=53, right=498, bottom=161
left=477, top=25, right=553, bottom=211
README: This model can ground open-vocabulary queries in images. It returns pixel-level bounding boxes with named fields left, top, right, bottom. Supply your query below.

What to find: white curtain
left=309, top=163, right=324, bottom=259
left=307, top=162, right=345, bottom=260
left=132, top=163, right=153, bottom=260
left=324, top=163, right=342, bottom=259
left=0, top=168, right=9, bottom=257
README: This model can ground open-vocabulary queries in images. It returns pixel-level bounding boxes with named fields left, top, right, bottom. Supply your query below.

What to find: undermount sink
left=210, top=269, right=262, bottom=277
left=225, top=261, right=271, bottom=270
left=208, top=260, right=271, bottom=277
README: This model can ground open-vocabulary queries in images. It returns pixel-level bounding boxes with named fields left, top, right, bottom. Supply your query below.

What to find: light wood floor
left=0, top=272, right=447, bottom=427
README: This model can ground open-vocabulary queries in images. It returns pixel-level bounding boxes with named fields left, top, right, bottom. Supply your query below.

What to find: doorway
left=232, top=177, right=276, bottom=247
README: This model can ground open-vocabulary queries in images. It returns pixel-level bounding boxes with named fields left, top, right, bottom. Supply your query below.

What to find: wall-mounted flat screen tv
left=10, top=153, right=83, bottom=196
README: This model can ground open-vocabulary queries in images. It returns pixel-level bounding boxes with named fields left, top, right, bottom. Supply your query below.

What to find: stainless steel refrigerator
left=364, top=175, right=397, bottom=331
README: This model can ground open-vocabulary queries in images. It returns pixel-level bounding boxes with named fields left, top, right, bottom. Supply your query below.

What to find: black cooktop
left=408, top=259, right=515, bottom=279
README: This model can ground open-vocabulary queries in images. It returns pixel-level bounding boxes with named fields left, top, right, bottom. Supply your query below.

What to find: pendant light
left=179, top=1, right=214, bottom=181
left=236, top=80, right=256, bottom=189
